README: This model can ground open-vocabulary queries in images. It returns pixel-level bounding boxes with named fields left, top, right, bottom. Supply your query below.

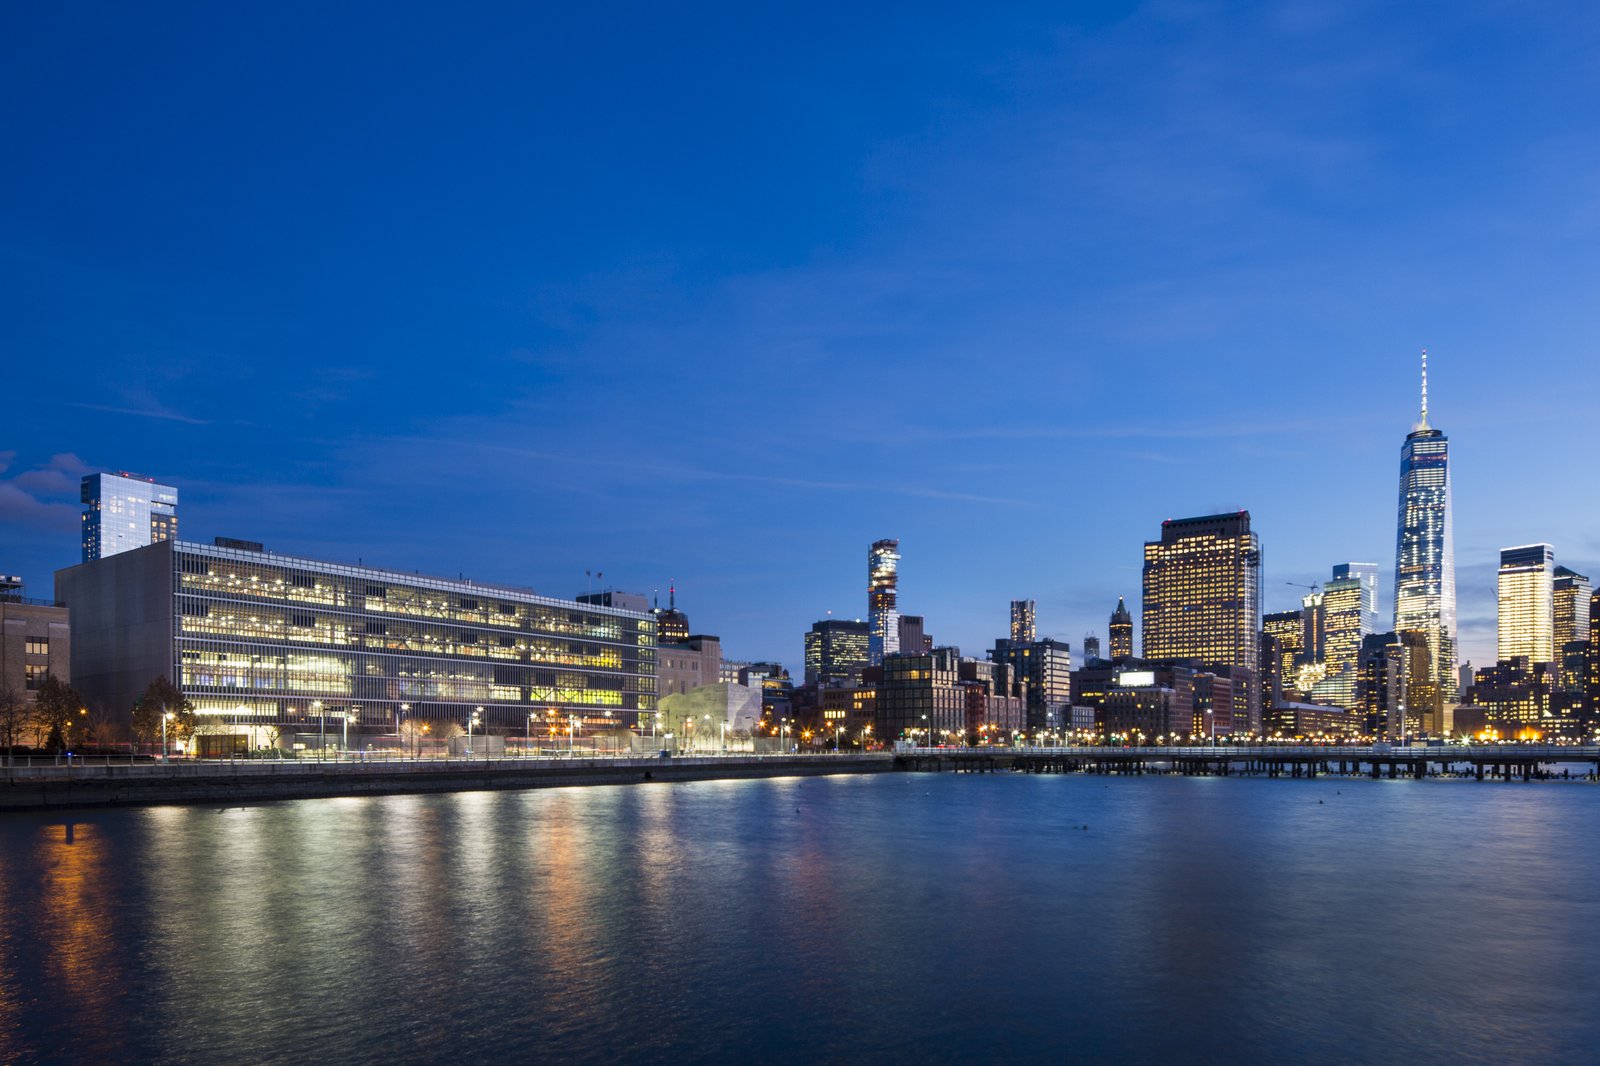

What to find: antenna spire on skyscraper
left=1419, top=347, right=1429, bottom=429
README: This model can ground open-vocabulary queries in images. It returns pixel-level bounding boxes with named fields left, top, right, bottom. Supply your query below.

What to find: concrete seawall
left=0, top=754, right=896, bottom=813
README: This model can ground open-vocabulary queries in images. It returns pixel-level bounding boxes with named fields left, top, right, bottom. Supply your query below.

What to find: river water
left=1, top=773, right=1596, bottom=1064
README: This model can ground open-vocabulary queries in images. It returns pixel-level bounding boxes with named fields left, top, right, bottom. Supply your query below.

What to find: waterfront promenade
left=6, top=743, right=1597, bottom=813
left=0, top=752, right=895, bottom=812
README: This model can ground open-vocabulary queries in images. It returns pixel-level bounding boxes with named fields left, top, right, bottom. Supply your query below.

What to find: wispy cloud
left=67, top=402, right=211, bottom=426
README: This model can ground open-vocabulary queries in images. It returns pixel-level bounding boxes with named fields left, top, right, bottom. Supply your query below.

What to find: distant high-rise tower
left=867, top=539, right=901, bottom=665
left=80, top=471, right=178, bottom=562
left=1082, top=635, right=1102, bottom=662
left=1262, top=610, right=1305, bottom=702
left=1313, top=564, right=1379, bottom=711
left=1498, top=545, right=1555, bottom=664
left=1393, top=350, right=1457, bottom=707
left=653, top=584, right=690, bottom=644
left=1010, top=599, right=1036, bottom=643
left=1108, top=598, right=1133, bottom=659
left=1552, top=566, right=1590, bottom=649
left=1142, top=512, right=1262, bottom=731
left=1553, top=566, right=1591, bottom=694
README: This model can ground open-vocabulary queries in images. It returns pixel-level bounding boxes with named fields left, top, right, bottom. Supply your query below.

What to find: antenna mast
left=1419, top=348, right=1429, bottom=429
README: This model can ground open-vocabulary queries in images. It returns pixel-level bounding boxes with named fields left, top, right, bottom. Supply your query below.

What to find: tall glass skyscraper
left=81, top=471, right=178, bottom=562
left=867, top=539, right=901, bottom=665
left=1392, top=350, right=1457, bottom=707
left=1497, top=544, right=1555, bottom=664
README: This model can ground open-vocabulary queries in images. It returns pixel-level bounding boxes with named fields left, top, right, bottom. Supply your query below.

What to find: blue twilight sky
left=4, top=1, right=1599, bottom=675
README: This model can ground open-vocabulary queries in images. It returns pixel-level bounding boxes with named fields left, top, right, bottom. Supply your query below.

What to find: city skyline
left=2, top=368, right=1595, bottom=678
left=5, top=5, right=1600, bottom=676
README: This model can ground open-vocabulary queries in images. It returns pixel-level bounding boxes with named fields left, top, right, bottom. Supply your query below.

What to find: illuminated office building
left=57, top=539, right=657, bottom=746
left=1313, top=565, right=1377, bottom=712
left=867, top=539, right=901, bottom=664
left=1588, top=589, right=1600, bottom=732
left=81, top=472, right=178, bottom=563
left=1335, top=562, right=1380, bottom=634
left=1263, top=610, right=1304, bottom=701
left=1392, top=350, right=1457, bottom=710
left=1010, top=599, right=1037, bottom=644
left=1358, top=632, right=1405, bottom=739
left=1497, top=544, right=1555, bottom=664
left=1142, top=512, right=1262, bottom=730
left=1108, top=597, right=1133, bottom=659
left=1553, top=566, right=1590, bottom=692
left=804, top=618, right=870, bottom=687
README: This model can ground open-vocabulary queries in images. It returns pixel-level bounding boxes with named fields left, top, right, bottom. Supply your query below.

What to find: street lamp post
left=570, top=714, right=580, bottom=753
left=921, top=714, right=929, bottom=749
left=343, top=707, right=358, bottom=757
left=314, top=700, right=324, bottom=761
left=469, top=706, right=483, bottom=760
left=397, top=703, right=408, bottom=760
left=161, top=711, right=172, bottom=763
left=526, top=712, right=534, bottom=757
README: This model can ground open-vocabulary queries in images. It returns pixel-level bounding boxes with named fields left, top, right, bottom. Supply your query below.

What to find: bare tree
left=0, top=681, right=30, bottom=767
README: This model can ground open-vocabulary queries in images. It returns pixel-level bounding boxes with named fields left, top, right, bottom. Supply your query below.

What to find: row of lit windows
left=178, top=608, right=648, bottom=670
left=177, top=559, right=651, bottom=642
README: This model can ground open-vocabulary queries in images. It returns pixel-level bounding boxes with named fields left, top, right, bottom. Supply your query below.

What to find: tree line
left=0, top=674, right=196, bottom=760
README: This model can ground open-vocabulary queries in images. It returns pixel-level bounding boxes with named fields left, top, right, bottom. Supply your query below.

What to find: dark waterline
left=1, top=775, right=1596, bottom=1064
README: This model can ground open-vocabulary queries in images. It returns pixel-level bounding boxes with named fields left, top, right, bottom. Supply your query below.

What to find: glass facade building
left=1393, top=354, right=1457, bottom=705
left=81, top=472, right=178, bottom=563
left=1334, top=562, right=1380, bottom=635
left=1263, top=610, right=1304, bottom=701
left=1497, top=544, right=1555, bottom=664
left=867, top=539, right=901, bottom=665
left=57, top=539, right=657, bottom=743
left=803, top=618, right=870, bottom=687
left=1141, top=512, right=1262, bottom=731
left=1311, top=564, right=1378, bottom=712
left=1552, top=565, right=1590, bottom=649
